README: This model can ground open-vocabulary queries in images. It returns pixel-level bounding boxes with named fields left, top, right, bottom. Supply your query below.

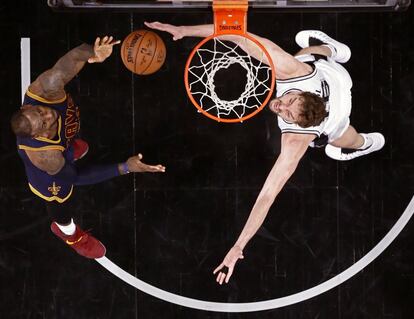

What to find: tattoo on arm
left=30, top=44, right=94, bottom=99
left=26, top=149, right=65, bottom=175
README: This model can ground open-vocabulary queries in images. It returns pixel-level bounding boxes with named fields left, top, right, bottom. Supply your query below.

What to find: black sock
left=309, top=37, right=325, bottom=46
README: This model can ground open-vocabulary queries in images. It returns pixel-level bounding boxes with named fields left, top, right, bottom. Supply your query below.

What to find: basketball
left=120, top=30, right=166, bottom=75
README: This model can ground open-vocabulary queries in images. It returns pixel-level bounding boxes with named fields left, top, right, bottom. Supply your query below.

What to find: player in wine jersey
left=145, top=22, right=385, bottom=284
left=11, top=36, right=165, bottom=259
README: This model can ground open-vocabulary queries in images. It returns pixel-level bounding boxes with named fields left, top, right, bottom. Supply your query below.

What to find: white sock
left=322, top=44, right=337, bottom=58
left=56, top=219, right=76, bottom=235
left=359, top=134, right=373, bottom=149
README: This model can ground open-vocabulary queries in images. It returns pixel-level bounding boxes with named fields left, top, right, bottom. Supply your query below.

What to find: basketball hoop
left=184, top=0, right=276, bottom=123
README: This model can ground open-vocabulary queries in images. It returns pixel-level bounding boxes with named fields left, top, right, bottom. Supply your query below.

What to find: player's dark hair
left=297, top=92, right=328, bottom=128
left=10, top=109, right=33, bottom=138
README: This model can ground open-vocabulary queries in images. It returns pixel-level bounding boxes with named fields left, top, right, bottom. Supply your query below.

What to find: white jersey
left=276, top=54, right=353, bottom=142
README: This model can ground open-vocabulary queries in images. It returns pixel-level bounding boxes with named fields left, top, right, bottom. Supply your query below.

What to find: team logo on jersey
left=65, top=95, right=80, bottom=144
left=321, top=80, right=330, bottom=101
left=48, top=182, right=61, bottom=196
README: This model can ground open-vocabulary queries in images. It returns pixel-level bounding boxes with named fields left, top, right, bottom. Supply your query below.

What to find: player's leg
left=295, top=45, right=332, bottom=58
left=270, top=44, right=314, bottom=79
left=294, top=30, right=351, bottom=63
left=46, top=198, right=106, bottom=259
left=325, top=125, right=385, bottom=161
left=239, top=31, right=313, bottom=80
left=329, top=125, right=364, bottom=148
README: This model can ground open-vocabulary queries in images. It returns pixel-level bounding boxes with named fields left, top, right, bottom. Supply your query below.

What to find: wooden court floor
left=1, top=1, right=413, bottom=318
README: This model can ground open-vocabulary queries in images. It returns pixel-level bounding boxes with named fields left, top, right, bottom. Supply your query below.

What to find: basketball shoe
left=325, top=133, right=385, bottom=161
left=51, top=222, right=106, bottom=259
left=71, top=138, right=89, bottom=161
left=295, top=30, right=351, bottom=63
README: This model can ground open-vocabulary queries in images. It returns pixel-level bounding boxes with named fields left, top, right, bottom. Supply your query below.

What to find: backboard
left=48, top=0, right=411, bottom=12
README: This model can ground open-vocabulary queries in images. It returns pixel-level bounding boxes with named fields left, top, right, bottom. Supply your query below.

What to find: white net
left=186, top=37, right=274, bottom=121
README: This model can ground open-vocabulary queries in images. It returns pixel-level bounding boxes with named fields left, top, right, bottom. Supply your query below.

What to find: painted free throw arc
left=96, top=195, right=414, bottom=313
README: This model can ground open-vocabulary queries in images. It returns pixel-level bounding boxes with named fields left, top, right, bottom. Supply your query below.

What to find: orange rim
left=184, top=0, right=275, bottom=123
left=184, top=33, right=276, bottom=123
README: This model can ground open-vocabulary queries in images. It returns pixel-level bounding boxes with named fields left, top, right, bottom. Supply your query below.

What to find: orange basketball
left=120, top=30, right=166, bottom=75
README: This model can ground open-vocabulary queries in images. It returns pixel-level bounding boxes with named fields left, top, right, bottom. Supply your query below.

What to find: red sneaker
left=51, top=222, right=106, bottom=259
left=71, top=138, right=89, bottom=161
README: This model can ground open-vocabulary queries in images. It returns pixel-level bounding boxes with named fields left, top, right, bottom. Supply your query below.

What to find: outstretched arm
left=29, top=36, right=120, bottom=101
left=144, top=22, right=274, bottom=62
left=145, top=21, right=213, bottom=40
left=26, top=151, right=165, bottom=181
left=74, top=153, right=166, bottom=186
left=213, top=132, right=315, bottom=284
left=144, top=21, right=310, bottom=79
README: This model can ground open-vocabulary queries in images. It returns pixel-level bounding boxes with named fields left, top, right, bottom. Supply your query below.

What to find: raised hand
left=126, top=153, right=166, bottom=173
left=88, top=36, right=121, bottom=63
left=213, top=245, right=244, bottom=285
left=144, top=21, right=185, bottom=41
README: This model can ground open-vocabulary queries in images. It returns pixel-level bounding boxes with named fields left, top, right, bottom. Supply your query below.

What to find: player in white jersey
left=145, top=22, right=385, bottom=284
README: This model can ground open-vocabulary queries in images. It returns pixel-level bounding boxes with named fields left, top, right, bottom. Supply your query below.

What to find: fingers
left=144, top=21, right=180, bottom=41
left=105, top=36, right=121, bottom=46
left=95, top=35, right=121, bottom=46
left=213, top=263, right=224, bottom=275
left=130, top=153, right=165, bottom=173
left=149, top=165, right=166, bottom=172
left=144, top=21, right=165, bottom=30
left=214, top=266, right=232, bottom=285
left=213, top=264, right=233, bottom=285
left=156, top=165, right=166, bottom=172
left=144, top=21, right=154, bottom=28
left=213, top=247, right=244, bottom=285
left=216, top=270, right=232, bottom=285
left=216, top=272, right=227, bottom=285
left=225, top=268, right=233, bottom=283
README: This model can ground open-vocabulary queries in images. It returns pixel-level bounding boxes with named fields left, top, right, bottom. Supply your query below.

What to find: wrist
left=119, top=162, right=130, bottom=175
left=178, top=26, right=186, bottom=38
left=233, top=244, right=244, bottom=251
left=77, top=44, right=95, bottom=62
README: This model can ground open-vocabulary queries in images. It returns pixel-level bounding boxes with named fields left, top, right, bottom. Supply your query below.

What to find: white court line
left=21, top=38, right=31, bottom=102
left=96, top=195, right=414, bottom=313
